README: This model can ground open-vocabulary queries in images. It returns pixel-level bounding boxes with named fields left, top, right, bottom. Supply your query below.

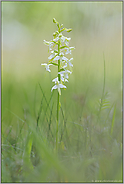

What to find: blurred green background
left=1, top=2, right=122, bottom=182
left=2, top=1, right=122, bottom=115
left=2, top=1, right=122, bottom=129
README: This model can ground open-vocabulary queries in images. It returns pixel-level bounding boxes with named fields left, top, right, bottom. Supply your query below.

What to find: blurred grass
left=1, top=2, right=122, bottom=183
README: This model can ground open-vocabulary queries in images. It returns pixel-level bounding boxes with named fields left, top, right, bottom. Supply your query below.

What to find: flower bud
left=53, top=18, right=57, bottom=24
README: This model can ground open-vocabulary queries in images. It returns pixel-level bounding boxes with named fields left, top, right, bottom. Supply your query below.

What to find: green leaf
left=49, top=62, right=58, bottom=66
left=23, top=132, right=33, bottom=173
left=52, top=40, right=58, bottom=45
left=59, top=68, right=65, bottom=72
left=48, top=54, right=58, bottom=62
left=48, top=57, right=54, bottom=62
left=60, top=45, right=68, bottom=49
left=54, top=50, right=58, bottom=53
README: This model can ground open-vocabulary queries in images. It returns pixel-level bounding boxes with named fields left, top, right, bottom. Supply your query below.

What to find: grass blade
left=111, top=104, right=116, bottom=135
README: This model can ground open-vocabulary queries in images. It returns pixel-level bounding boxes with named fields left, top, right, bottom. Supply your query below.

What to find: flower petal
left=63, top=63, right=67, bottom=68
left=58, top=84, right=67, bottom=89
left=53, top=56, right=60, bottom=61
left=62, top=56, right=68, bottom=62
left=41, top=63, right=47, bottom=66
left=51, top=85, right=58, bottom=91
left=43, top=40, right=50, bottom=45
left=41, top=63, right=53, bottom=72
left=52, top=77, right=58, bottom=83
left=68, top=62, right=73, bottom=67
left=48, top=53, right=55, bottom=60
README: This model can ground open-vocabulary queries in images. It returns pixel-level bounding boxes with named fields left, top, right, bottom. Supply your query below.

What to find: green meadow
left=1, top=2, right=122, bottom=182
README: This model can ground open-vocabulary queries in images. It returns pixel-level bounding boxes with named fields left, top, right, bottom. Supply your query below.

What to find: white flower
left=44, top=40, right=53, bottom=50
left=43, top=40, right=50, bottom=45
left=59, top=34, right=67, bottom=43
left=63, top=62, right=67, bottom=68
left=58, top=70, right=72, bottom=79
left=52, top=75, right=68, bottom=83
left=53, top=34, right=71, bottom=45
left=65, top=40, right=69, bottom=46
left=58, top=33, right=66, bottom=43
left=62, top=57, right=73, bottom=67
left=64, top=37, right=71, bottom=46
left=48, top=54, right=55, bottom=60
left=68, top=58, right=73, bottom=67
left=51, top=79, right=66, bottom=95
left=60, top=73, right=68, bottom=82
left=52, top=77, right=59, bottom=84
left=48, top=51, right=57, bottom=60
left=65, top=37, right=71, bottom=41
left=61, top=36, right=65, bottom=42
left=65, top=48, right=71, bottom=55
left=65, top=47, right=75, bottom=55
left=62, top=56, right=68, bottom=62
left=58, top=52, right=64, bottom=62
left=41, top=63, right=53, bottom=72
left=59, top=52, right=64, bottom=56
left=53, top=55, right=60, bottom=61
left=53, top=37, right=59, bottom=42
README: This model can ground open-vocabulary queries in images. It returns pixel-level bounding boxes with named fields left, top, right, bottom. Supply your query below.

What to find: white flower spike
left=41, top=18, right=75, bottom=93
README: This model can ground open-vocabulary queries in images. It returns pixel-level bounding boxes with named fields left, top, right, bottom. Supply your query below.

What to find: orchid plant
left=41, top=18, right=75, bottom=153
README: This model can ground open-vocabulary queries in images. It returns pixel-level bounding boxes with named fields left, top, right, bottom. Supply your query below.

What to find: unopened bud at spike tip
left=53, top=18, right=57, bottom=24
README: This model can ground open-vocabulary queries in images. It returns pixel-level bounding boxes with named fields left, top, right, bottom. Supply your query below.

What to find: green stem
left=56, top=34, right=60, bottom=154
left=56, top=91, right=59, bottom=153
